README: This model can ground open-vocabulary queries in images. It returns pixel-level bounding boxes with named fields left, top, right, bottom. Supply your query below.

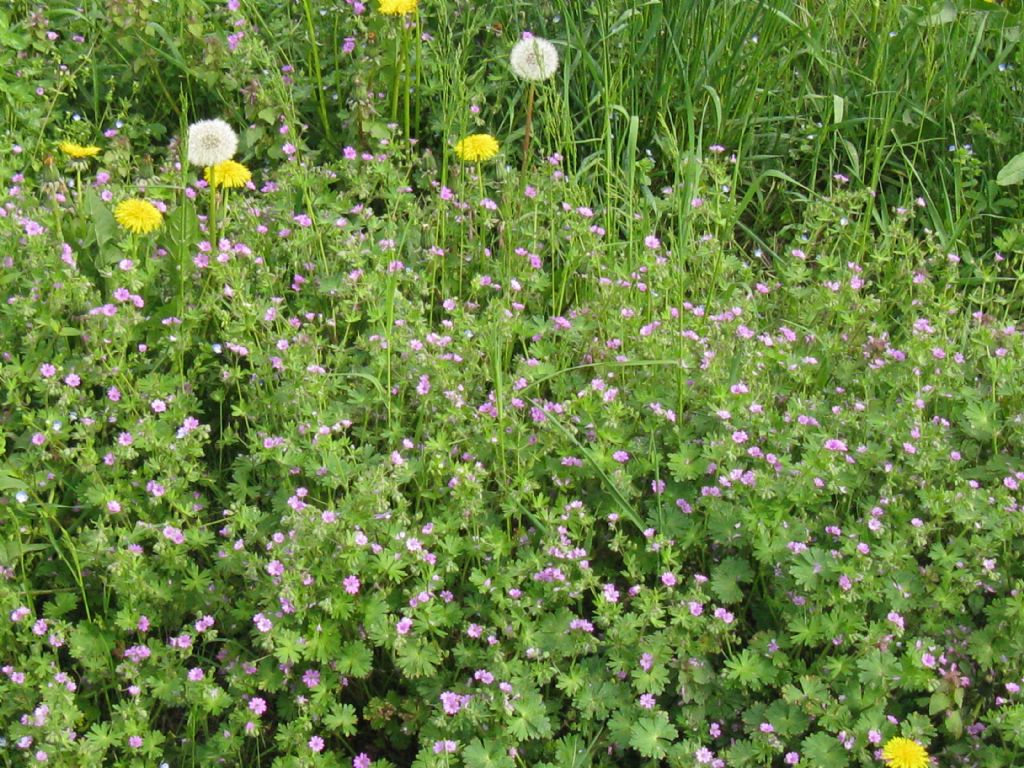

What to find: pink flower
left=10, top=606, right=30, bottom=622
left=440, top=691, right=470, bottom=715
left=713, top=607, right=734, bottom=624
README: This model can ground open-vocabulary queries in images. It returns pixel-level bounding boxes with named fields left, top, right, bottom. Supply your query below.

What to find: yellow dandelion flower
left=379, top=0, right=417, bottom=14
left=114, top=199, right=163, bottom=235
left=204, top=160, right=252, bottom=189
left=881, top=737, right=929, bottom=768
left=58, top=141, right=101, bottom=159
left=454, top=134, right=500, bottom=163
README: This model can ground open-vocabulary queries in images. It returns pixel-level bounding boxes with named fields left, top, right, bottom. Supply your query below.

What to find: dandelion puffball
left=187, top=119, right=238, bottom=167
left=510, top=36, right=559, bottom=82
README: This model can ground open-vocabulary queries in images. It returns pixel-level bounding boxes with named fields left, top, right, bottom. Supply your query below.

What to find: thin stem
left=74, top=166, right=83, bottom=213
left=300, top=0, right=332, bottom=144
left=402, top=19, right=411, bottom=139
left=521, top=83, right=536, bottom=173
left=414, top=11, right=422, bottom=135
left=208, top=179, right=218, bottom=253
left=390, top=20, right=402, bottom=124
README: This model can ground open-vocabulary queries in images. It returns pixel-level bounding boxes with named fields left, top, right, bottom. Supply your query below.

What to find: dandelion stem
left=414, top=11, right=422, bottom=136
left=74, top=166, right=83, bottom=214
left=390, top=24, right=402, bottom=125
left=521, top=83, right=535, bottom=172
left=402, top=19, right=411, bottom=139
left=208, top=178, right=218, bottom=256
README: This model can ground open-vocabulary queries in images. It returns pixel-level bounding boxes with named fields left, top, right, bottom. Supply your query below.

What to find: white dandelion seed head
left=510, top=36, right=559, bottom=82
left=187, top=119, right=238, bottom=167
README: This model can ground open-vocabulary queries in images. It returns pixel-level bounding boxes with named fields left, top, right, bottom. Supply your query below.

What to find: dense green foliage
left=1, top=1, right=1024, bottom=766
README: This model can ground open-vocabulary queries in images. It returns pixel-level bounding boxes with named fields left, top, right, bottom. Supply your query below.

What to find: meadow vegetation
left=1, top=0, right=1024, bottom=766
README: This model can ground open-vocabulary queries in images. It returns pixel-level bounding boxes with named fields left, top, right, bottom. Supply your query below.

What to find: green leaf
left=788, top=615, right=824, bottom=647
left=801, top=732, right=849, bottom=767
left=929, top=691, right=951, bottom=715
left=508, top=689, right=553, bottom=741
left=395, top=640, right=443, bottom=679
left=0, top=469, right=24, bottom=492
left=463, top=738, right=515, bottom=768
left=307, top=624, right=341, bottom=664
left=0, top=540, right=49, bottom=564
left=856, top=648, right=898, bottom=689
left=83, top=188, right=121, bottom=266
left=574, top=678, right=619, bottom=720
left=324, top=702, right=359, bottom=737
left=997, top=151, right=1024, bottom=186
left=337, top=640, right=374, bottom=678
left=162, top=198, right=199, bottom=312
left=199, top=685, right=231, bottom=716
left=963, top=399, right=997, bottom=441
left=0, top=11, right=28, bottom=50
left=81, top=722, right=115, bottom=759
left=764, top=700, right=811, bottom=737
left=945, top=710, right=963, bottom=739
left=272, top=629, right=305, bottom=664
left=790, top=547, right=830, bottom=591
left=68, top=621, right=116, bottom=674
left=667, top=444, right=706, bottom=481
left=723, top=648, right=776, bottom=691
left=44, top=591, right=80, bottom=619
left=629, top=712, right=678, bottom=759
left=918, top=0, right=957, bottom=25
left=553, top=734, right=592, bottom=768
left=833, top=94, right=845, bottom=124
left=711, top=557, right=754, bottom=604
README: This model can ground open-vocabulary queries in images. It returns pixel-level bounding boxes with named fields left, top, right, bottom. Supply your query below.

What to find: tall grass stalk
left=300, top=0, right=333, bottom=145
